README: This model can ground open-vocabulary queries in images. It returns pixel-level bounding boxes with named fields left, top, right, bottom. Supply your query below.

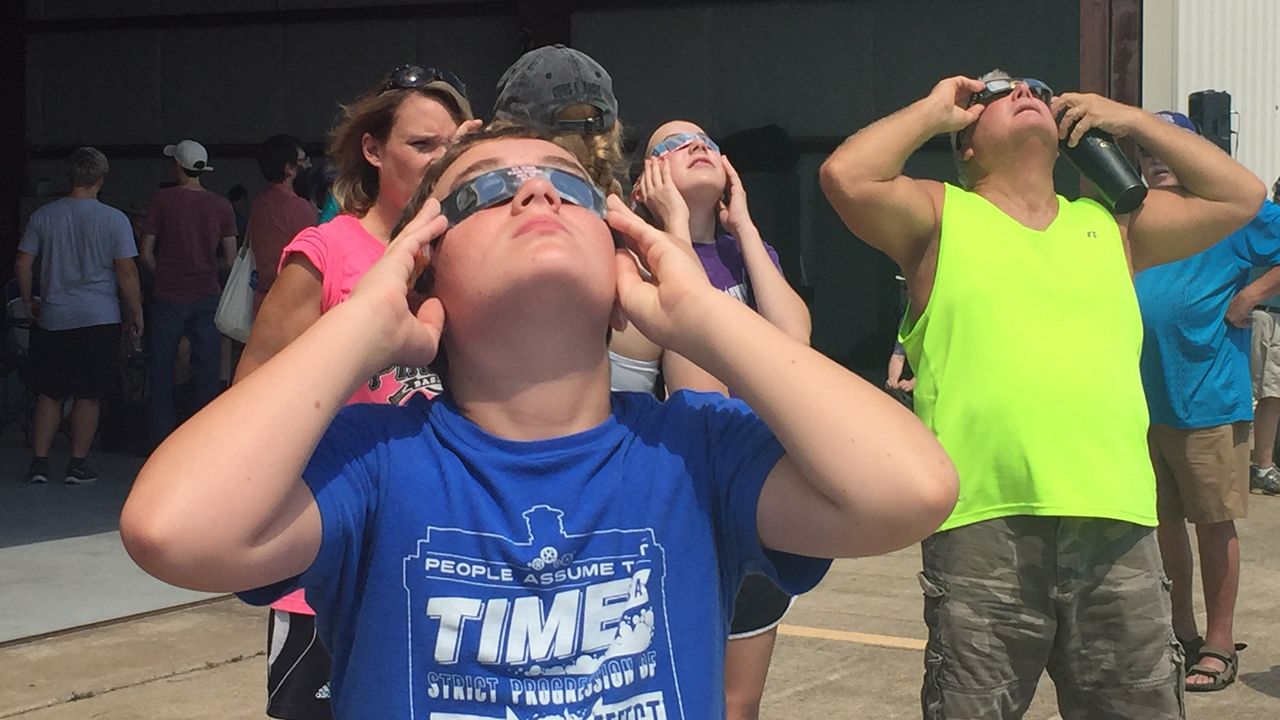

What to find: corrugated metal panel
left=1174, top=0, right=1280, bottom=189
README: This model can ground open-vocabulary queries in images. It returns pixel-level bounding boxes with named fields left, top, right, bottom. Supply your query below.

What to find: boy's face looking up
left=426, top=138, right=619, bottom=334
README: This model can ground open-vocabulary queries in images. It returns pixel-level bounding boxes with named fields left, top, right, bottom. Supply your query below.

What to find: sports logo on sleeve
left=402, top=505, right=683, bottom=720
left=367, top=365, right=444, bottom=406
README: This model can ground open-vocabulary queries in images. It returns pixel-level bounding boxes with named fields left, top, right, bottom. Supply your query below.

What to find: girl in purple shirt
left=634, top=120, right=812, bottom=720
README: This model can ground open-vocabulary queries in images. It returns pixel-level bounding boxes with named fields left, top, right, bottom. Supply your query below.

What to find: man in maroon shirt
left=248, top=135, right=316, bottom=314
left=140, top=139, right=237, bottom=447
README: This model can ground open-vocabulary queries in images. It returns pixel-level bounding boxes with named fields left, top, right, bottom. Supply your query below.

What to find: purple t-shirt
left=693, top=233, right=782, bottom=308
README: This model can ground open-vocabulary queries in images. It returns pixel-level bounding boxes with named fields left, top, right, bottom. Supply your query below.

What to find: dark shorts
left=729, top=574, right=794, bottom=639
left=919, top=516, right=1184, bottom=720
left=266, top=610, right=333, bottom=720
left=29, top=323, right=120, bottom=400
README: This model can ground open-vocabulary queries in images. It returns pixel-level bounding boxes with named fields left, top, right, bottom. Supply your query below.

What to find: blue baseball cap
left=1155, top=111, right=1198, bottom=133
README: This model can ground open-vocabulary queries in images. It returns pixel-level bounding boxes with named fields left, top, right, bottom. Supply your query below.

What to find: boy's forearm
left=672, top=293, right=952, bottom=508
left=662, top=350, right=728, bottom=396
left=126, top=302, right=388, bottom=555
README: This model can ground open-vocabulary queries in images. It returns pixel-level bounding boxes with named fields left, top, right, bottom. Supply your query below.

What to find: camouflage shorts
left=918, top=516, right=1185, bottom=720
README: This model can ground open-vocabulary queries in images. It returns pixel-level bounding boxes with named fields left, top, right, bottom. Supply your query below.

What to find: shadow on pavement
left=1239, top=665, right=1280, bottom=698
left=0, top=425, right=145, bottom=548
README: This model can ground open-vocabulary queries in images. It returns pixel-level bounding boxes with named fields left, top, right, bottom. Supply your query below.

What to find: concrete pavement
left=0, top=427, right=216, bottom=642
left=5, top=496, right=1280, bottom=719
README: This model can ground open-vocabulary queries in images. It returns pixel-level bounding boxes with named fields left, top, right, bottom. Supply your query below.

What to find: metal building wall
left=1151, top=0, right=1280, bottom=188
left=16, top=0, right=1087, bottom=376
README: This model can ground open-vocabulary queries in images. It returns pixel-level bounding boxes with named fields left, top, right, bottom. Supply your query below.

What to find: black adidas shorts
left=266, top=610, right=334, bottom=720
left=729, top=574, right=795, bottom=639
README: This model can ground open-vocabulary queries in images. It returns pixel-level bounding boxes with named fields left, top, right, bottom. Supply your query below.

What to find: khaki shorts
left=1148, top=422, right=1249, bottom=524
left=1251, top=309, right=1280, bottom=399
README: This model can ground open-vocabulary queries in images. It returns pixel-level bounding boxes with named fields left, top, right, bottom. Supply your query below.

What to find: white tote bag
left=215, top=241, right=257, bottom=343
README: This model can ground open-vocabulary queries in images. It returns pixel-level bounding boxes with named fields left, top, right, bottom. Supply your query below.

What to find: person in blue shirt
left=118, top=125, right=959, bottom=720
left=1135, top=111, right=1280, bottom=693
left=1236, top=176, right=1280, bottom=496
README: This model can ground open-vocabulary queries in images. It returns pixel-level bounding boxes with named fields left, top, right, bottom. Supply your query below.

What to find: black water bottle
left=1058, top=116, right=1148, bottom=214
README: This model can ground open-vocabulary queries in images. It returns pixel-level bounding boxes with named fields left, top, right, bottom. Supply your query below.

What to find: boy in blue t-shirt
left=120, top=125, right=958, bottom=720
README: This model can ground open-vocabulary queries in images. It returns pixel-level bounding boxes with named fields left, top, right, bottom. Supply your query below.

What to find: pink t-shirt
left=270, top=214, right=443, bottom=615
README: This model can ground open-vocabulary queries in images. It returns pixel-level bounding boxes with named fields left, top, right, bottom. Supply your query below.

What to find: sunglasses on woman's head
left=966, top=78, right=1053, bottom=108
left=381, top=64, right=468, bottom=99
left=440, top=165, right=607, bottom=228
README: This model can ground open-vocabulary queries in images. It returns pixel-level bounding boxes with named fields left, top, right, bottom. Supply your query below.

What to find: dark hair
left=294, top=158, right=335, bottom=208
left=228, top=184, right=248, bottom=202
left=313, top=158, right=338, bottom=207
left=290, top=165, right=316, bottom=207
left=258, top=134, right=304, bottom=184
left=1273, top=175, right=1279, bottom=203
left=182, top=167, right=204, bottom=180
left=329, top=85, right=469, bottom=217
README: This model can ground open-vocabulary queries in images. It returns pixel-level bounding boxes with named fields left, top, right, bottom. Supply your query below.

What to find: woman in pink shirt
left=234, top=64, right=478, bottom=720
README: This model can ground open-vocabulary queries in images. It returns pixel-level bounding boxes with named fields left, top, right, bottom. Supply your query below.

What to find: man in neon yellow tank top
left=820, top=70, right=1265, bottom=720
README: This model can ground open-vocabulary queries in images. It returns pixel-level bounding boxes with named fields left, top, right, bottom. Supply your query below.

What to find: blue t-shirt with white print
left=240, top=390, right=829, bottom=720
left=1136, top=200, right=1280, bottom=428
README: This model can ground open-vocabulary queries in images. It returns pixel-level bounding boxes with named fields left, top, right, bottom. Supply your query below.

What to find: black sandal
left=1185, top=647, right=1239, bottom=692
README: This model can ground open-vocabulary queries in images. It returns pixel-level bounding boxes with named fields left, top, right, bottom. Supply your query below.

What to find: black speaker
left=1189, top=90, right=1232, bottom=154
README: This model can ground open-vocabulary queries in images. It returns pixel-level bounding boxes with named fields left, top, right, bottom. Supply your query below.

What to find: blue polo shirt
left=1136, top=201, right=1280, bottom=428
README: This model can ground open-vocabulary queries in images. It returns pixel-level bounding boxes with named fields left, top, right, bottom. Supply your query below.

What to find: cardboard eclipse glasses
left=649, top=132, right=720, bottom=159
left=966, top=77, right=1054, bottom=108
left=440, top=165, right=608, bottom=228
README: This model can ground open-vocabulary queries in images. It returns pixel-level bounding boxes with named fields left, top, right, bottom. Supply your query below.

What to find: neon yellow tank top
left=900, top=183, right=1156, bottom=531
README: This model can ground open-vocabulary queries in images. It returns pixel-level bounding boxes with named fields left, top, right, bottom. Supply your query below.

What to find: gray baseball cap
left=493, top=45, right=618, bottom=134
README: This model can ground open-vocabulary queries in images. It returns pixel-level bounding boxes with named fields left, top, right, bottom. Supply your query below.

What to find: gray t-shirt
left=18, top=197, right=137, bottom=331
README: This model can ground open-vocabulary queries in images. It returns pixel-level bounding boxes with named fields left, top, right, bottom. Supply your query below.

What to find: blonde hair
left=68, top=147, right=109, bottom=188
left=328, top=87, right=466, bottom=218
left=551, top=123, right=624, bottom=197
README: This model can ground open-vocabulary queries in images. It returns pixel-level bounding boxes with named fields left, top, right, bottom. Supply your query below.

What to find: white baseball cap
left=163, top=139, right=213, bottom=172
